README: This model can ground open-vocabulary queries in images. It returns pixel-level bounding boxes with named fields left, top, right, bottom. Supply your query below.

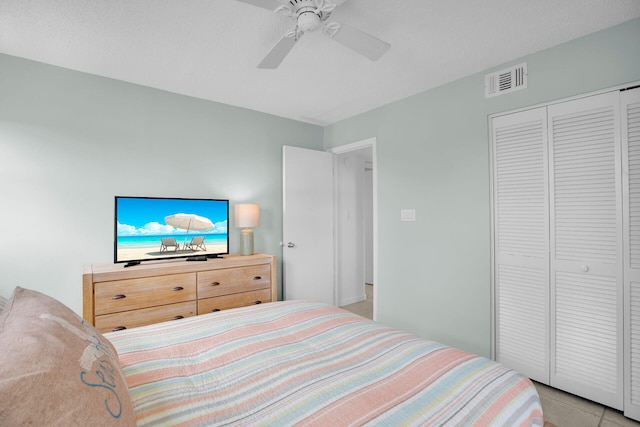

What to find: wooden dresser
left=83, top=253, right=277, bottom=333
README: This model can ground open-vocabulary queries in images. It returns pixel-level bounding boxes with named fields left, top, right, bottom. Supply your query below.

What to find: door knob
left=287, top=242, right=296, bottom=248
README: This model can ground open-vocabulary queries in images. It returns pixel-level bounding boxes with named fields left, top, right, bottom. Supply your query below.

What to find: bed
left=0, top=287, right=543, bottom=426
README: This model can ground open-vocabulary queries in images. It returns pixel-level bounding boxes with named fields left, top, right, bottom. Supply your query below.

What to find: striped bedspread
left=106, top=301, right=543, bottom=426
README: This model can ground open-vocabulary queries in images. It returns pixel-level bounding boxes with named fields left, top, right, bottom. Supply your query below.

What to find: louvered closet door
left=623, top=87, right=640, bottom=421
left=491, top=107, right=549, bottom=383
left=548, top=91, right=623, bottom=410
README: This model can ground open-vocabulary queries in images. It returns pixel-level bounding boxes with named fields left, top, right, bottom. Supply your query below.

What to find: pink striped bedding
left=105, top=301, right=543, bottom=426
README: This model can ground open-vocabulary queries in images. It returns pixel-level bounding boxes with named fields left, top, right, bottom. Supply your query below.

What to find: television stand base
left=124, top=261, right=141, bottom=268
left=186, top=256, right=208, bottom=262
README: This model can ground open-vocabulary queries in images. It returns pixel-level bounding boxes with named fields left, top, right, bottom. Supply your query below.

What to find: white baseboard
left=340, top=293, right=366, bottom=307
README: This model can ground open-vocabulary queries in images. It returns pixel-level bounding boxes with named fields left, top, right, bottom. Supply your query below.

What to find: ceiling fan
left=237, top=0, right=391, bottom=69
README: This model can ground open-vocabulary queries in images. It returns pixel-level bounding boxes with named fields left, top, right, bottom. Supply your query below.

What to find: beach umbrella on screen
left=165, top=213, right=214, bottom=247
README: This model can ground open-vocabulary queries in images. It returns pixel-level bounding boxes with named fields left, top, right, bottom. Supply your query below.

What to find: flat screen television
left=114, top=196, right=229, bottom=266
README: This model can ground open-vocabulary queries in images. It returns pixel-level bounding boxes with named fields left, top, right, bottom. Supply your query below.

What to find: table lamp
left=235, top=204, right=260, bottom=256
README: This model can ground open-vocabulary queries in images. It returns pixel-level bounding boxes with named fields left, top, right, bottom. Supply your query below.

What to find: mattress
left=106, top=301, right=542, bottom=426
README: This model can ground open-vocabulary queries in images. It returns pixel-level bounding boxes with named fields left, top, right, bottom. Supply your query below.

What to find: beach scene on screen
left=116, top=198, right=228, bottom=262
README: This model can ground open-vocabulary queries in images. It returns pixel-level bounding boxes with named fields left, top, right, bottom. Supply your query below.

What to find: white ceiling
left=2, top=0, right=639, bottom=126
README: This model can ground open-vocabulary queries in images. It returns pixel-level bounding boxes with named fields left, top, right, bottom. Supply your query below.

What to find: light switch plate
left=401, top=209, right=416, bottom=221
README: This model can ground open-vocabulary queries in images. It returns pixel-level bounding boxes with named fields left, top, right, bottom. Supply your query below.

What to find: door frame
left=329, top=137, right=378, bottom=319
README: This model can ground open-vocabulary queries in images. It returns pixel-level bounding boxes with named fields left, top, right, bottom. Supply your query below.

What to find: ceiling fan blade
left=325, top=22, right=390, bottom=61
left=258, top=32, right=301, bottom=69
left=236, top=0, right=283, bottom=12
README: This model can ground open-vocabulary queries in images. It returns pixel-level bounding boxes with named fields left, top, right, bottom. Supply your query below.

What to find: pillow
left=0, top=287, right=135, bottom=425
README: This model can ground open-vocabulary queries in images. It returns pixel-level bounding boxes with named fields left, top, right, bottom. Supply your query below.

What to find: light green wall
left=324, top=18, right=640, bottom=356
left=0, top=54, right=323, bottom=313
left=2, top=18, right=639, bottom=357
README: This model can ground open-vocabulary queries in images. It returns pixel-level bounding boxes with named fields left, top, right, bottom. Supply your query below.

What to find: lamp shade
left=235, top=204, right=260, bottom=228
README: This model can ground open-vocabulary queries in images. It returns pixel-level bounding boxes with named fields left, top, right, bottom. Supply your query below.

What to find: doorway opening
left=330, top=138, right=376, bottom=320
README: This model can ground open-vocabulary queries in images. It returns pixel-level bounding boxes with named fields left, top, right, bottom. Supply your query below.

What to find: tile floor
left=535, top=382, right=639, bottom=427
left=340, top=284, right=373, bottom=320
left=341, top=285, right=640, bottom=427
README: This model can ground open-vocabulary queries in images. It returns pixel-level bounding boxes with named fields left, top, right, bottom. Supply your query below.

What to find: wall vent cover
left=485, top=63, right=527, bottom=98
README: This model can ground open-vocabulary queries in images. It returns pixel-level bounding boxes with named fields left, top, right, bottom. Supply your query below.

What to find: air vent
left=485, top=63, right=527, bottom=98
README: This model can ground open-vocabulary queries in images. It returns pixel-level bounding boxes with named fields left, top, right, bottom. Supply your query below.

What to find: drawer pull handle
left=172, top=286, right=184, bottom=291
left=253, top=276, right=262, bottom=280
left=210, top=308, right=221, bottom=313
left=112, top=294, right=126, bottom=300
left=210, top=281, right=220, bottom=286
left=112, top=326, right=127, bottom=332
left=172, top=316, right=184, bottom=321
left=254, top=300, right=262, bottom=305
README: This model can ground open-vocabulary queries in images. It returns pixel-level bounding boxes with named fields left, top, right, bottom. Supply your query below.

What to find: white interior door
left=491, top=106, right=550, bottom=384
left=548, top=91, right=623, bottom=410
left=282, top=146, right=335, bottom=305
left=622, top=87, right=640, bottom=421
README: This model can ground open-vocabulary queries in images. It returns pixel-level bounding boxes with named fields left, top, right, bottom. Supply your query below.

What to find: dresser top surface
left=84, top=253, right=275, bottom=282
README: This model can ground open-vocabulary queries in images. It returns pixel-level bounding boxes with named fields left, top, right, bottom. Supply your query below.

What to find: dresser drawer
left=197, top=265, right=270, bottom=298
left=198, top=289, right=271, bottom=314
left=95, top=301, right=197, bottom=333
left=94, top=273, right=196, bottom=315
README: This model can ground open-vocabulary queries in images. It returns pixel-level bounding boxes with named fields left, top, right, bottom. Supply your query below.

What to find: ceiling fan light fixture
left=297, top=10, right=321, bottom=32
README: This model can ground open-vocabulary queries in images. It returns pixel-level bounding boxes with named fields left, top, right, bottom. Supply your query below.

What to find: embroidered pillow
left=0, top=287, right=135, bottom=425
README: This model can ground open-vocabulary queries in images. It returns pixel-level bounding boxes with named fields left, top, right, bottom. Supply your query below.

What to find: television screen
left=115, top=196, right=229, bottom=265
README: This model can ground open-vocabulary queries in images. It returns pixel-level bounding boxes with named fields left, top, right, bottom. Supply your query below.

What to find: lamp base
left=239, top=228, right=254, bottom=256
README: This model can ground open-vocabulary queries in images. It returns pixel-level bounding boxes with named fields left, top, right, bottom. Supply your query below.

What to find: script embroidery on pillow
left=41, top=314, right=125, bottom=418
left=0, top=287, right=135, bottom=426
